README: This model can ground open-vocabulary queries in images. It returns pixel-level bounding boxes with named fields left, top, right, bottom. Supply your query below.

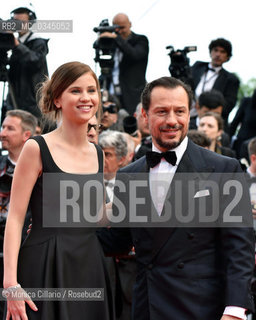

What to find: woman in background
left=198, top=111, right=235, bottom=157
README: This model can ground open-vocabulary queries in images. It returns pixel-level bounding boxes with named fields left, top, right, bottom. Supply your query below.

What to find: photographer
left=97, top=13, right=149, bottom=115
left=5, top=4, right=49, bottom=120
left=100, top=94, right=128, bottom=132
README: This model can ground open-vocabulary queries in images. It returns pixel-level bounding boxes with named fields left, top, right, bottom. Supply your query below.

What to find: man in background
left=246, top=137, right=256, bottom=220
left=133, top=103, right=152, bottom=160
left=247, top=138, right=256, bottom=179
left=5, top=5, right=49, bottom=120
left=87, top=115, right=101, bottom=144
left=191, top=38, right=239, bottom=124
left=99, top=13, right=149, bottom=115
left=99, top=130, right=127, bottom=202
left=190, top=89, right=231, bottom=148
left=189, top=89, right=225, bottom=130
left=0, top=109, right=37, bottom=318
left=100, top=95, right=127, bottom=132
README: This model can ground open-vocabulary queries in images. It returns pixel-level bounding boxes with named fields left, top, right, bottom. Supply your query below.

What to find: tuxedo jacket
left=229, top=96, right=256, bottom=158
left=99, top=140, right=254, bottom=320
left=192, top=61, right=240, bottom=120
left=115, top=32, right=149, bottom=115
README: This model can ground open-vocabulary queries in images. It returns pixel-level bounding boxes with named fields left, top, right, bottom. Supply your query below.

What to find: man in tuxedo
left=99, top=130, right=128, bottom=202
left=191, top=38, right=239, bottom=123
left=99, top=13, right=149, bottom=115
left=247, top=138, right=256, bottom=179
left=98, top=76, right=254, bottom=320
left=246, top=137, right=256, bottom=219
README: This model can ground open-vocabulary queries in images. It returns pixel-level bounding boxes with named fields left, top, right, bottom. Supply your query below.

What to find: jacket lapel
left=213, top=69, right=227, bottom=90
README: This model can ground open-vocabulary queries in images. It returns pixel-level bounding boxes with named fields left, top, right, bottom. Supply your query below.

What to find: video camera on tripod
left=0, top=23, right=15, bottom=82
left=93, top=19, right=120, bottom=76
left=166, top=45, right=197, bottom=85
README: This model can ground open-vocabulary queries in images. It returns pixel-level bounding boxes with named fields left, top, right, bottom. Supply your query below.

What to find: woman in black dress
left=3, top=62, right=113, bottom=319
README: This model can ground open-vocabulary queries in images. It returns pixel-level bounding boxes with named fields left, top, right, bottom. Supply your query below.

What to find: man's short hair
left=11, top=6, right=37, bottom=20
left=208, top=38, right=232, bottom=58
left=198, top=90, right=225, bottom=110
left=141, top=76, right=194, bottom=112
left=98, top=130, right=128, bottom=160
left=5, top=110, right=38, bottom=135
left=106, top=94, right=121, bottom=110
left=248, top=137, right=256, bottom=158
left=187, top=130, right=211, bottom=148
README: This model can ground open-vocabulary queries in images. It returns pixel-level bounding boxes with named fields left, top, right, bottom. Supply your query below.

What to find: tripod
left=0, top=57, right=10, bottom=124
left=93, top=35, right=121, bottom=103
left=0, top=52, right=18, bottom=124
left=98, top=60, right=122, bottom=105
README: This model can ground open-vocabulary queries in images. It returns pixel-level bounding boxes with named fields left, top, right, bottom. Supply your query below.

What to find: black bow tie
left=207, top=66, right=216, bottom=72
left=104, top=180, right=115, bottom=189
left=146, top=151, right=177, bottom=168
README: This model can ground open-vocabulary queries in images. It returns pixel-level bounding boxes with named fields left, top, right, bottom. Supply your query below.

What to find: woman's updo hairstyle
left=38, top=61, right=101, bottom=120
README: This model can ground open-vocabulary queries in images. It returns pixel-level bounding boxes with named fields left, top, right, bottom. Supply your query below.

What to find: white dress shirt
left=149, top=137, right=188, bottom=215
left=195, top=63, right=222, bottom=99
left=104, top=178, right=115, bottom=203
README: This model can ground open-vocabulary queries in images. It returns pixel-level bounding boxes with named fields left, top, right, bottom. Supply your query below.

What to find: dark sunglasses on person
left=87, top=124, right=102, bottom=132
left=102, top=104, right=118, bottom=114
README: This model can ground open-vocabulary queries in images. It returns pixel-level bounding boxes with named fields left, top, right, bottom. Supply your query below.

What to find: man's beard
left=154, top=124, right=186, bottom=150
left=154, top=136, right=182, bottom=150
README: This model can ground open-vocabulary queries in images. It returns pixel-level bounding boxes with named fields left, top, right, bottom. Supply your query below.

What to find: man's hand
left=99, top=32, right=117, bottom=39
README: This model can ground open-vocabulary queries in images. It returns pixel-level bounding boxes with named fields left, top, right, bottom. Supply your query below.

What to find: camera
left=93, top=19, right=120, bottom=75
left=166, top=45, right=197, bottom=85
left=93, top=19, right=119, bottom=34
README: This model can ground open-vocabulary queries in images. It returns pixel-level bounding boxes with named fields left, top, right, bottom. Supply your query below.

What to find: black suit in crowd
left=6, top=32, right=49, bottom=119
left=114, top=32, right=149, bottom=115
left=229, top=94, right=256, bottom=158
left=191, top=61, right=240, bottom=121
left=99, top=139, right=254, bottom=320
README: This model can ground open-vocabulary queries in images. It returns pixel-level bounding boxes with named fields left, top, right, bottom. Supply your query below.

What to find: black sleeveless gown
left=16, top=136, right=114, bottom=319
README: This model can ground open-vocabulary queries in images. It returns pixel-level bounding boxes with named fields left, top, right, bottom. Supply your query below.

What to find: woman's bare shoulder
left=16, top=138, right=42, bottom=173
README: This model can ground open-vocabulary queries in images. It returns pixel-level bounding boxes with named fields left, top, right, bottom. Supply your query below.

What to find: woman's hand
left=5, top=286, right=38, bottom=320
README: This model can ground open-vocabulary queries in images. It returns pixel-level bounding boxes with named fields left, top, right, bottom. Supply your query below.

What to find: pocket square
left=194, top=189, right=210, bottom=198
